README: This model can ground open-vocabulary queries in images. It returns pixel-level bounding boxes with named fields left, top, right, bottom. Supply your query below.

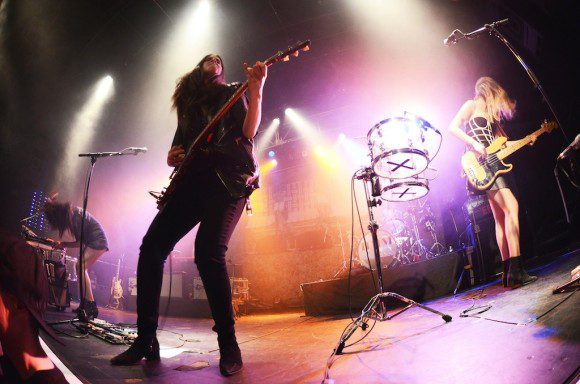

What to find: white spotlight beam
left=54, top=75, right=115, bottom=189
left=256, top=118, right=280, bottom=154
left=284, top=108, right=323, bottom=146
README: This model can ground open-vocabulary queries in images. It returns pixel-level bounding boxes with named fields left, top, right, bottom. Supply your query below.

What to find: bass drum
left=356, top=230, right=399, bottom=270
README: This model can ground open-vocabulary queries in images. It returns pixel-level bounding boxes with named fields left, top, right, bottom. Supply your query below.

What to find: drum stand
left=335, top=169, right=452, bottom=354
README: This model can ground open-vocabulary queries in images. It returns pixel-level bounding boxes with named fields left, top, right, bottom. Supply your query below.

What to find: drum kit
left=354, top=112, right=443, bottom=271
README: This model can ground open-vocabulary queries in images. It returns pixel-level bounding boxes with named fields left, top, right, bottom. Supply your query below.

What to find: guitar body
left=462, top=150, right=513, bottom=191
left=461, top=120, right=558, bottom=191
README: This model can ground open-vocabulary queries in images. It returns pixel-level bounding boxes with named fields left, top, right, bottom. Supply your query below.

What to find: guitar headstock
left=265, top=40, right=311, bottom=66
left=541, top=120, right=558, bottom=133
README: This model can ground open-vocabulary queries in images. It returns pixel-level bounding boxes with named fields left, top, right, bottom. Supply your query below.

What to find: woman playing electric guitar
left=448, top=76, right=537, bottom=288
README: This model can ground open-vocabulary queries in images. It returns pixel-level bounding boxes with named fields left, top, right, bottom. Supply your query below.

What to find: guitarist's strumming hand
left=472, top=141, right=487, bottom=158
left=167, top=145, right=185, bottom=167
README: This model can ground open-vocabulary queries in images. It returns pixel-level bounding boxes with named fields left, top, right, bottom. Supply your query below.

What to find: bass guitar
left=461, top=120, right=557, bottom=191
left=151, top=40, right=311, bottom=209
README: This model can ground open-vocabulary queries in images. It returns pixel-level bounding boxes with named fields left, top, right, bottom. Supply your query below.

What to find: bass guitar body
left=462, top=137, right=512, bottom=191
left=461, top=120, right=557, bottom=192
left=462, top=150, right=512, bottom=191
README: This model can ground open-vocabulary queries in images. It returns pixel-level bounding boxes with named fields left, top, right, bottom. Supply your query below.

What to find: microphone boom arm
left=486, top=24, right=567, bottom=142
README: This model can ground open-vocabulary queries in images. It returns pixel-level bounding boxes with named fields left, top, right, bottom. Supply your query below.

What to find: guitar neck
left=496, top=127, right=546, bottom=160
left=189, top=81, right=248, bottom=150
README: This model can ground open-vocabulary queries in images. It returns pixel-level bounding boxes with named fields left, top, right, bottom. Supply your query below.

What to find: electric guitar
left=150, top=40, right=311, bottom=209
left=109, top=257, right=123, bottom=309
left=461, top=120, right=557, bottom=191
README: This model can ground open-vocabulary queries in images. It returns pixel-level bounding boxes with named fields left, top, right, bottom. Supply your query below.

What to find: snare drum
left=381, top=175, right=429, bottom=202
left=367, top=115, right=441, bottom=179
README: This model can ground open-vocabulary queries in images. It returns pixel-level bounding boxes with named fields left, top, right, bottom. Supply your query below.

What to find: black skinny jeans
left=136, top=170, right=245, bottom=342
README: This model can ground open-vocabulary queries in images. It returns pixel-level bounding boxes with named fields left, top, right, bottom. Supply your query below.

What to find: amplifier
left=193, top=277, right=249, bottom=302
left=127, top=273, right=184, bottom=298
left=465, top=195, right=493, bottom=221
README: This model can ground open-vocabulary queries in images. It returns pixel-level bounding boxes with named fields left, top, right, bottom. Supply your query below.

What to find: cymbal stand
left=332, top=219, right=349, bottom=278
left=335, top=168, right=452, bottom=355
left=408, top=210, right=428, bottom=261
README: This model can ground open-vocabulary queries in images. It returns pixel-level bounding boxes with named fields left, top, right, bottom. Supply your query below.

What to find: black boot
left=501, top=259, right=510, bottom=287
left=506, top=256, right=537, bottom=288
left=74, top=300, right=86, bottom=314
left=110, top=336, right=160, bottom=365
left=218, top=336, right=243, bottom=377
left=84, top=300, right=99, bottom=320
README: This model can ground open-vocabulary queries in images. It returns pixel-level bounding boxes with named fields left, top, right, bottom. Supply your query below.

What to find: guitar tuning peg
left=283, top=56, right=290, bottom=62
left=292, top=51, right=299, bottom=57
left=302, top=46, right=310, bottom=51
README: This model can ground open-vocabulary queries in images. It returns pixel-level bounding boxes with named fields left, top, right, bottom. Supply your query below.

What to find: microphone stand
left=485, top=24, right=572, bottom=224
left=48, top=148, right=145, bottom=328
left=334, top=167, right=452, bottom=355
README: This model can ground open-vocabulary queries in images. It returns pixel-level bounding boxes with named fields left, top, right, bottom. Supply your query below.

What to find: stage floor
left=42, top=250, right=579, bottom=384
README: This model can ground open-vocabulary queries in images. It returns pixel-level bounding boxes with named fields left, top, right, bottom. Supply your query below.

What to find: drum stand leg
left=336, top=170, right=452, bottom=354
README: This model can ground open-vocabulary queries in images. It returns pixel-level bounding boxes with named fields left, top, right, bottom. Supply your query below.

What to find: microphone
left=444, top=19, right=509, bottom=46
left=128, top=147, right=148, bottom=155
left=558, top=133, right=580, bottom=160
left=443, top=29, right=464, bottom=46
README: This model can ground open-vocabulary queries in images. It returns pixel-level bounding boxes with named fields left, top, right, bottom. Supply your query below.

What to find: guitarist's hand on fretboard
left=167, top=145, right=185, bottom=167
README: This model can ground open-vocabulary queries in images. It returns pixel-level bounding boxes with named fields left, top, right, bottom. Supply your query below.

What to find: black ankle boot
left=218, top=338, right=243, bottom=376
left=506, top=256, right=537, bottom=288
left=74, top=300, right=86, bottom=314
left=502, top=259, right=510, bottom=287
left=110, top=336, right=160, bottom=365
left=84, top=301, right=99, bottom=320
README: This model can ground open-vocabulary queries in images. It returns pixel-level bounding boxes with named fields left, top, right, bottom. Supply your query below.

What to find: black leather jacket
left=171, top=83, right=260, bottom=199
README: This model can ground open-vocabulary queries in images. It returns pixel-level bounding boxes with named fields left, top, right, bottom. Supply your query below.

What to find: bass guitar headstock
left=265, top=40, right=311, bottom=66
left=540, top=119, right=558, bottom=133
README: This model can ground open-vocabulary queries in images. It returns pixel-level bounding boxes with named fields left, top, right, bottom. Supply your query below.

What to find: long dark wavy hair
left=43, top=200, right=73, bottom=238
left=172, top=54, right=227, bottom=128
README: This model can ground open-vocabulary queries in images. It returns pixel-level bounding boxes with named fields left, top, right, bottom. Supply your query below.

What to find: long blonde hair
left=474, top=77, right=516, bottom=136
